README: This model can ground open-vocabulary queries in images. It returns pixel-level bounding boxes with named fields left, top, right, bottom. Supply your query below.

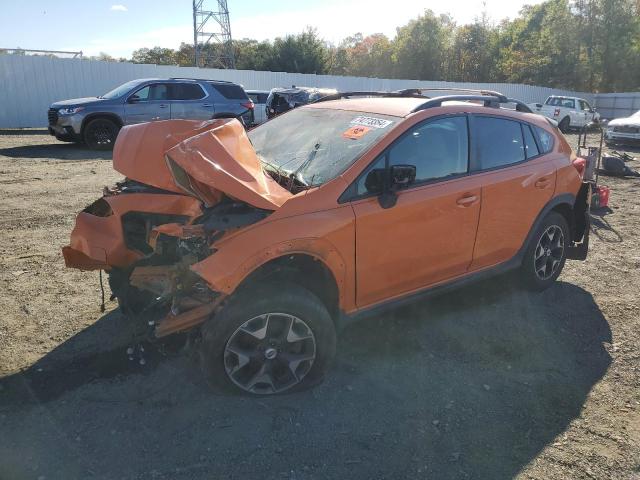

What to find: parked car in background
left=48, top=78, right=254, bottom=149
left=528, top=96, right=600, bottom=132
left=265, top=87, right=337, bottom=119
left=246, top=90, right=269, bottom=125
left=63, top=89, right=590, bottom=395
left=605, top=110, right=640, bottom=145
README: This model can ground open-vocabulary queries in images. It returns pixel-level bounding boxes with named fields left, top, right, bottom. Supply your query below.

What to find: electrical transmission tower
left=192, top=0, right=235, bottom=69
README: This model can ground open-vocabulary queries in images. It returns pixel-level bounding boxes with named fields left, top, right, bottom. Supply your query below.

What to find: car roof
left=304, top=96, right=550, bottom=124
left=305, top=97, right=428, bottom=117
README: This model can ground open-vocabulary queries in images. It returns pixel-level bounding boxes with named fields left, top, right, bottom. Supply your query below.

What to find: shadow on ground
left=0, top=141, right=112, bottom=161
left=0, top=278, right=611, bottom=480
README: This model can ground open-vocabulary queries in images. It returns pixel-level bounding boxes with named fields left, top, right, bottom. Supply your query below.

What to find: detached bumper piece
left=566, top=182, right=591, bottom=261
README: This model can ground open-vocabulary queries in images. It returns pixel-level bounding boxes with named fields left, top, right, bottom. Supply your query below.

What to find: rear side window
left=475, top=117, right=525, bottom=169
left=212, top=83, right=248, bottom=100
left=388, top=116, right=469, bottom=183
left=522, top=125, right=540, bottom=158
left=534, top=126, right=554, bottom=153
left=171, top=83, right=206, bottom=100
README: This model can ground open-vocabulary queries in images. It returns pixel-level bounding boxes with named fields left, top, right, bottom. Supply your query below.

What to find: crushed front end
left=62, top=118, right=291, bottom=339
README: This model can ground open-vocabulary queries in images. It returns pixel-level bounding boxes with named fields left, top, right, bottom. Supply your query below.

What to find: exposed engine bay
left=62, top=118, right=292, bottom=339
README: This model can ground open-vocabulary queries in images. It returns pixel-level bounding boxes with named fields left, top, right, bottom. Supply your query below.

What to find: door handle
left=159, top=104, right=169, bottom=109
left=456, top=194, right=478, bottom=207
left=202, top=103, right=213, bottom=107
left=535, top=177, right=551, bottom=189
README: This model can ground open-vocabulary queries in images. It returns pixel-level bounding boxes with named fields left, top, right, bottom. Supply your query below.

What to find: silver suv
left=47, top=78, right=254, bottom=149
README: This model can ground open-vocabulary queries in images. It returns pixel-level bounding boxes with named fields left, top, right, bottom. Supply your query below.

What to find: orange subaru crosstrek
left=63, top=89, right=591, bottom=395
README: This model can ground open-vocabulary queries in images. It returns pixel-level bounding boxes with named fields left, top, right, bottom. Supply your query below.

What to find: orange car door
left=469, top=116, right=557, bottom=271
left=350, top=116, right=482, bottom=308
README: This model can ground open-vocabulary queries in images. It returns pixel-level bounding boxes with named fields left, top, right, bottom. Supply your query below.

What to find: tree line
left=96, top=0, right=640, bottom=92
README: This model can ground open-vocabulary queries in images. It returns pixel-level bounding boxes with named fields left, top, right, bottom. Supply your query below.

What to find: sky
left=0, top=0, right=543, bottom=59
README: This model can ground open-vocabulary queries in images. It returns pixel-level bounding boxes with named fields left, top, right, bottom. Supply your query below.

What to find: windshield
left=248, top=107, right=397, bottom=187
left=100, top=80, right=146, bottom=99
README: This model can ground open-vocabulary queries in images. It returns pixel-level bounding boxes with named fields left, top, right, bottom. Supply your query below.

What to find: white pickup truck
left=528, top=96, right=600, bottom=132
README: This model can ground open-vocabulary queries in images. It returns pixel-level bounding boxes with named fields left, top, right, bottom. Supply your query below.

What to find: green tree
left=393, top=11, right=455, bottom=80
left=269, top=28, right=328, bottom=74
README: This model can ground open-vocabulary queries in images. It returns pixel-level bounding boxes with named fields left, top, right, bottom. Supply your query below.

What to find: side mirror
left=128, top=95, right=140, bottom=103
left=364, top=168, right=386, bottom=194
left=365, top=164, right=416, bottom=209
left=389, top=164, right=416, bottom=190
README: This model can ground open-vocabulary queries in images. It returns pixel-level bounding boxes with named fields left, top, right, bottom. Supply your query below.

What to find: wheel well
left=551, top=203, right=575, bottom=240
left=237, top=254, right=340, bottom=321
left=81, top=113, right=123, bottom=134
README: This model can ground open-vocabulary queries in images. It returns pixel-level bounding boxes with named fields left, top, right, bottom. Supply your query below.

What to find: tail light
left=572, top=157, right=587, bottom=177
left=554, top=108, right=561, bottom=117
left=241, top=100, right=254, bottom=110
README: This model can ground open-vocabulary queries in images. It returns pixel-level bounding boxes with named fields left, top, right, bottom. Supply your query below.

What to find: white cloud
left=110, top=4, right=128, bottom=12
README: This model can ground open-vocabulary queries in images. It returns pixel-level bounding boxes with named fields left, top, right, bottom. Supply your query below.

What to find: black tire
left=520, top=212, right=570, bottom=291
left=558, top=116, right=570, bottom=133
left=83, top=118, right=119, bottom=150
left=200, top=282, right=336, bottom=395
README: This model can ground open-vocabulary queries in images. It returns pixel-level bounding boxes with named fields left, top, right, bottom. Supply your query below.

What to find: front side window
left=248, top=107, right=397, bottom=186
left=475, top=117, right=525, bottom=169
left=132, top=84, right=168, bottom=101
left=388, top=116, right=468, bottom=183
left=171, top=83, right=206, bottom=100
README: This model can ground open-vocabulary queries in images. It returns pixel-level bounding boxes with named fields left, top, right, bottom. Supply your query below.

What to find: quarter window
left=388, top=116, right=469, bottom=183
left=534, top=126, right=554, bottom=153
left=475, top=117, right=525, bottom=169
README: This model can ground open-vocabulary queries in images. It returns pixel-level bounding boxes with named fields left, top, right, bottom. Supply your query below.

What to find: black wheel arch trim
left=81, top=113, right=124, bottom=134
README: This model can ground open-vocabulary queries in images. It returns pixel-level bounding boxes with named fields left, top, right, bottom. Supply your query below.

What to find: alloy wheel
left=534, top=225, right=565, bottom=281
left=223, top=313, right=316, bottom=394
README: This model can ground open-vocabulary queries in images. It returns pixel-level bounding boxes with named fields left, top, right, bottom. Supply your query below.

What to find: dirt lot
left=0, top=130, right=639, bottom=480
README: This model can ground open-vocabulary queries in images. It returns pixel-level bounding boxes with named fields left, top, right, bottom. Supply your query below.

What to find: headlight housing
left=58, top=106, right=85, bottom=115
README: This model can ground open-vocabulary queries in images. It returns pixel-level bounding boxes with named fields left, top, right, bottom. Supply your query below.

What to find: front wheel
left=520, top=212, right=569, bottom=291
left=83, top=118, right=119, bottom=150
left=200, top=282, right=336, bottom=395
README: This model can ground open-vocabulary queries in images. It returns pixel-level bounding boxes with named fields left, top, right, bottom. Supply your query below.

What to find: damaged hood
left=608, top=113, right=640, bottom=127
left=113, top=118, right=292, bottom=211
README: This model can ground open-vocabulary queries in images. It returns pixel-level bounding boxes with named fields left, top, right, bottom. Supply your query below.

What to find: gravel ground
left=0, top=130, right=639, bottom=480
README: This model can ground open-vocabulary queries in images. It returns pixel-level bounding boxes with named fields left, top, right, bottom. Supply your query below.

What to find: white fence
left=591, top=93, right=640, bottom=120
left=1, top=54, right=634, bottom=129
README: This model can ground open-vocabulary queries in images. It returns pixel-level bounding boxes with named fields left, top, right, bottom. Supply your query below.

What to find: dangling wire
left=99, top=269, right=106, bottom=313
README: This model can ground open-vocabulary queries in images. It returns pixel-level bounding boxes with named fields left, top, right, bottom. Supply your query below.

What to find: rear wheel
left=83, top=118, right=119, bottom=150
left=520, top=212, right=569, bottom=291
left=200, top=282, right=336, bottom=395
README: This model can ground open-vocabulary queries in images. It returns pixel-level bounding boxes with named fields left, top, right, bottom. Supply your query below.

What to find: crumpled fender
left=191, top=237, right=349, bottom=309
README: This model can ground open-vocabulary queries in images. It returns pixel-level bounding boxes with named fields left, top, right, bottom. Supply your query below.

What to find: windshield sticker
left=350, top=116, right=393, bottom=129
left=351, top=117, right=393, bottom=128
left=342, top=125, right=371, bottom=140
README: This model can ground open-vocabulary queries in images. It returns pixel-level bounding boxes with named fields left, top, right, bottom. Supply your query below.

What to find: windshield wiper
left=289, top=142, right=320, bottom=187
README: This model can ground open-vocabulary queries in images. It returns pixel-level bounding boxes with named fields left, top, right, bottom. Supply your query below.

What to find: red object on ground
left=597, top=185, right=610, bottom=208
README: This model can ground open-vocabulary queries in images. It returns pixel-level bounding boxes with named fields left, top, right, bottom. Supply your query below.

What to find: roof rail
left=168, top=77, right=235, bottom=84
left=398, top=87, right=508, bottom=103
left=410, top=92, right=533, bottom=113
left=312, top=90, right=426, bottom=103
